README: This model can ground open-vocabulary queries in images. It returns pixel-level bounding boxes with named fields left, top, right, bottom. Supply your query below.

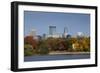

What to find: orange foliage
left=24, top=36, right=37, bottom=49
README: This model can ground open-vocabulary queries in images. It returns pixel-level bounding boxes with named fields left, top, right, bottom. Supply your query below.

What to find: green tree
left=24, top=44, right=34, bottom=56
left=38, top=40, right=49, bottom=55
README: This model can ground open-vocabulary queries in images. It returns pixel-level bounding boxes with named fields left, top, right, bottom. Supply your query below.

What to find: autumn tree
left=24, top=36, right=37, bottom=49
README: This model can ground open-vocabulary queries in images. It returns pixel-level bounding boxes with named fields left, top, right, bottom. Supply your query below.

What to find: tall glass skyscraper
left=63, top=27, right=68, bottom=38
left=49, top=26, right=56, bottom=35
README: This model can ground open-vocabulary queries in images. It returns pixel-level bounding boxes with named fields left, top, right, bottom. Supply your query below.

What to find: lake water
left=24, top=54, right=90, bottom=62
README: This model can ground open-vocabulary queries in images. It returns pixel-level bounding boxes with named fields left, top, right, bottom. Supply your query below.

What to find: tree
left=24, top=44, right=34, bottom=56
left=46, top=38, right=58, bottom=51
left=24, top=36, right=37, bottom=49
left=71, top=37, right=90, bottom=52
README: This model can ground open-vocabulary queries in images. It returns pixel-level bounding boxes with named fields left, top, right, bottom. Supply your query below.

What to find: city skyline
left=24, top=11, right=90, bottom=37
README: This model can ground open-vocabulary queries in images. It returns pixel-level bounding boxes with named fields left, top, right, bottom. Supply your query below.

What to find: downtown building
left=45, top=26, right=68, bottom=38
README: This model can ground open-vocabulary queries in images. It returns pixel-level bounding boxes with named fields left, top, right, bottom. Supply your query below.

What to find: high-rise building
left=43, top=33, right=46, bottom=39
left=30, top=29, right=40, bottom=40
left=77, top=32, right=84, bottom=37
left=30, top=29, right=36, bottom=37
left=49, top=26, right=56, bottom=35
left=46, top=26, right=62, bottom=38
left=63, top=27, right=68, bottom=38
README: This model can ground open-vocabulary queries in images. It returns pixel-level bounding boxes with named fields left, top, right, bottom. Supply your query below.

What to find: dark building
left=49, top=26, right=56, bottom=35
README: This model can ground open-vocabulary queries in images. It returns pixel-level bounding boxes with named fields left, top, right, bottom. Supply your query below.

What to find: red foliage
left=24, top=36, right=37, bottom=49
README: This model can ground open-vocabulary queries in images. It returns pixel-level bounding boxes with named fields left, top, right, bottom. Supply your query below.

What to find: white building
left=46, top=33, right=62, bottom=38
left=29, top=29, right=36, bottom=37
left=29, top=29, right=39, bottom=40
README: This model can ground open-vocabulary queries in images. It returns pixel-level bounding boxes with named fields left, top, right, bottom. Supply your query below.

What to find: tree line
left=24, top=36, right=90, bottom=56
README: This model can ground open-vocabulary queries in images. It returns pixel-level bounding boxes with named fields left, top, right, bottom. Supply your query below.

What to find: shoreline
left=24, top=52, right=90, bottom=57
left=49, top=51, right=90, bottom=55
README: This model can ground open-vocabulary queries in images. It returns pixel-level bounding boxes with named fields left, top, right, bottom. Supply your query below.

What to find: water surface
left=24, top=54, right=90, bottom=62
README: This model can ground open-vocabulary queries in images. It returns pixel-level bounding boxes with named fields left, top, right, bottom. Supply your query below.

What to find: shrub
left=38, top=48, right=49, bottom=55
left=83, top=48, right=90, bottom=52
left=24, top=49, right=33, bottom=56
left=24, top=44, right=34, bottom=56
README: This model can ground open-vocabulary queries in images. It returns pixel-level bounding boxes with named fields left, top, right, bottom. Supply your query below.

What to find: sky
left=24, top=11, right=90, bottom=37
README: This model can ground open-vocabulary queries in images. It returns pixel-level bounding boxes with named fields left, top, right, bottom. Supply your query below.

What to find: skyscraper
left=30, top=29, right=36, bottom=37
left=63, top=27, right=68, bottom=38
left=49, top=26, right=56, bottom=35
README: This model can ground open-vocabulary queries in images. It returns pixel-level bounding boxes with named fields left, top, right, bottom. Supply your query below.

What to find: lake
left=24, top=53, right=90, bottom=62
